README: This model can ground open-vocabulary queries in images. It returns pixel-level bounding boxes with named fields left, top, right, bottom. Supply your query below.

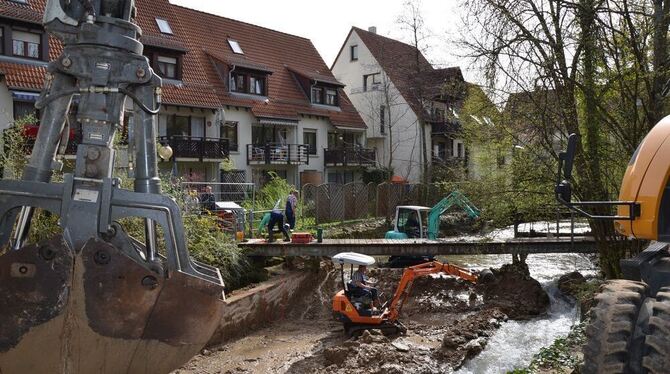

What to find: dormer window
left=326, top=89, right=337, bottom=106
left=311, top=85, right=338, bottom=106
left=155, top=18, right=173, bottom=34
left=230, top=70, right=267, bottom=96
left=156, top=55, right=177, bottom=79
left=228, top=39, right=244, bottom=54
left=311, top=87, right=323, bottom=104
left=144, top=49, right=182, bottom=80
left=12, top=31, right=40, bottom=59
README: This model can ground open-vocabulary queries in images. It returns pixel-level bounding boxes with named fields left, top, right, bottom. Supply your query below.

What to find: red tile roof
left=0, top=0, right=45, bottom=24
left=0, top=61, right=45, bottom=91
left=0, top=0, right=366, bottom=127
left=346, top=27, right=464, bottom=113
left=173, top=4, right=365, bottom=129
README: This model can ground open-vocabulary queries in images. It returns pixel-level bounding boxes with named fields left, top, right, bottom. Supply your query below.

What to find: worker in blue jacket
left=268, top=199, right=290, bottom=242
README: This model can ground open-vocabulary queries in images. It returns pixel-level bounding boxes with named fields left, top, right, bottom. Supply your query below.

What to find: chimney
left=368, top=26, right=377, bottom=34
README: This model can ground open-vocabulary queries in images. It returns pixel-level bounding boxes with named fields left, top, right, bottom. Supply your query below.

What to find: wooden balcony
left=324, top=147, right=376, bottom=167
left=159, top=135, right=230, bottom=160
left=246, top=143, right=309, bottom=165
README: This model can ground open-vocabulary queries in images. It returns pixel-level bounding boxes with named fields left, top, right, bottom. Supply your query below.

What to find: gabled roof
left=174, top=4, right=365, bottom=129
left=342, top=27, right=465, bottom=115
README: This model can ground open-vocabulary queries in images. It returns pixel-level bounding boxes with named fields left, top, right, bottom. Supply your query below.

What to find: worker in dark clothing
left=200, top=185, right=216, bottom=212
left=285, top=189, right=298, bottom=230
left=268, top=199, right=291, bottom=242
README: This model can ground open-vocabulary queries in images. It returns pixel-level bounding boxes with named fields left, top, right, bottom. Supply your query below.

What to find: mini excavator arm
left=386, top=261, right=478, bottom=321
left=427, top=192, right=480, bottom=240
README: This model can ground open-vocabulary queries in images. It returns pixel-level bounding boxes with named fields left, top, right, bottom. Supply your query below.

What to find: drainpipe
left=228, top=65, right=237, bottom=92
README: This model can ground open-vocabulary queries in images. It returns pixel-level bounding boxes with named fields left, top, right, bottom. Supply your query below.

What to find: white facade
left=332, top=30, right=432, bottom=182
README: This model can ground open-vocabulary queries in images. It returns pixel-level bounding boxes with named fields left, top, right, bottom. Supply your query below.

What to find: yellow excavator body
left=616, top=116, right=670, bottom=241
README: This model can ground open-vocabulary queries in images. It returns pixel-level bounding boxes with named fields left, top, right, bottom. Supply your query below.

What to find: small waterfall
left=455, top=280, right=579, bottom=374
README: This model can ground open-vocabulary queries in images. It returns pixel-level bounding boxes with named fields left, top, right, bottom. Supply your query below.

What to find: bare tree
left=459, top=0, right=669, bottom=277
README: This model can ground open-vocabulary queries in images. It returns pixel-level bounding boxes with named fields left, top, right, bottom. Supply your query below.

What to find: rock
left=323, top=346, right=349, bottom=366
left=464, top=338, right=486, bottom=358
left=201, top=349, right=211, bottom=356
left=392, top=341, right=410, bottom=352
left=482, top=263, right=550, bottom=319
left=558, top=271, right=586, bottom=298
left=342, top=340, right=361, bottom=348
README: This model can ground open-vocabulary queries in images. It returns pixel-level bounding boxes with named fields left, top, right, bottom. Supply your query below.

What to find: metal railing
left=246, top=143, right=309, bottom=165
left=159, top=135, right=230, bottom=160
left=324, top=147, right=376, bottom=167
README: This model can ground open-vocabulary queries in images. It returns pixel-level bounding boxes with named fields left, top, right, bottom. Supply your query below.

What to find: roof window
left=228, top=39, right=244, bottom=55
left=155, top=18, right=173, bottom=35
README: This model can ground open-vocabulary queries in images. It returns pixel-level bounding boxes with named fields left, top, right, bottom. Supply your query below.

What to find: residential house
left=331, top=27, right=466, bottom=183
left=0, top=0, right=368, bottom=189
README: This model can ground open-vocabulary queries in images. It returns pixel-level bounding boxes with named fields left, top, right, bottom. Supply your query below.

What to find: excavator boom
left=427, top=191, right=480, bottom=240
left=0, top=1, right=223, bottom=373
left=387, top=261, right=478, bottom=321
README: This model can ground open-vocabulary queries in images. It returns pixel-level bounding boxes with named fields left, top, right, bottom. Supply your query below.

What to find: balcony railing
left=159, top=135, right=230, bottom=160
left=246, top=143, right=309, bottom=165
left=430, top=120, right=461, bottom=135
left=324, top=147, right=376, bottom=167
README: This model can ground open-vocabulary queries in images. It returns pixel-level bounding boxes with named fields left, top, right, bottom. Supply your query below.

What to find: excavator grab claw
left=0, top=1, right=224, bottom=373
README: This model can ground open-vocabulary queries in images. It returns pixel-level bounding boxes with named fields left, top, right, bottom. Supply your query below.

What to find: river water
left=448, top=221, right=598, bottom=373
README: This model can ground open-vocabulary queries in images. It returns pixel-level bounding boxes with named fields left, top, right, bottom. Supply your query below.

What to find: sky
left=169, top=0, right=473, bottom=79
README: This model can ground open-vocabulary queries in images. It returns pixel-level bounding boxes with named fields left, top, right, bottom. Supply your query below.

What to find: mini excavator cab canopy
left=332, top=252, right=375, bottom=293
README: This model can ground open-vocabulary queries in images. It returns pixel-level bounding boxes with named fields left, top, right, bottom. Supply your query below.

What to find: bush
left=362, top=167, right=392, bottom=184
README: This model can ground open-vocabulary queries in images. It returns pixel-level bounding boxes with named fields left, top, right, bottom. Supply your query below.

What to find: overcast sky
left=169, top=0, right=472, bottom=79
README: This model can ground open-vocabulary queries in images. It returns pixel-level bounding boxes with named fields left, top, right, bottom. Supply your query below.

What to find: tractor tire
left=642, top=287, right=670, bottom=373
left=582, top=280, right=648, bottom=374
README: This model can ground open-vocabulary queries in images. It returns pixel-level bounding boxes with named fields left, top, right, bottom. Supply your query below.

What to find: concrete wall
left=207, top=271, right=315, bottom=346
left=332, top=30, right=427, bottom=182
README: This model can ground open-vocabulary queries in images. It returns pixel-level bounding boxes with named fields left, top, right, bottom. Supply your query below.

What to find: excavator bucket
left=0, top=1, right=225, bottom=372
left=0, top=237, right=222, bottom=373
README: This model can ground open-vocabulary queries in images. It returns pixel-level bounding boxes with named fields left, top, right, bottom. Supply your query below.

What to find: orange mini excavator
left=331, top=252, right=488, bottom=336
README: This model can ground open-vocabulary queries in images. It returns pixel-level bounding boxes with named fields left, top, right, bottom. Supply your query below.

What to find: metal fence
left=301, top=182, right=444, bottom=225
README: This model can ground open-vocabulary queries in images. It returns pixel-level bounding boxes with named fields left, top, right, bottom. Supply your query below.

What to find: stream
left=434, top=220, right=594, bottom=372
left=449, top=249, right=597, bottom=372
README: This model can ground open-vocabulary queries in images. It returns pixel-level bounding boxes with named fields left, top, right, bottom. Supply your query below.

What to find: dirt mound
left=288, top=330, right=451, bottom=374
left=482, top=263, right=550, bottom=319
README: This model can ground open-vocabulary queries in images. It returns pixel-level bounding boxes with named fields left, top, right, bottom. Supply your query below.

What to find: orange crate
left=291, top=232, right=314, bottom=244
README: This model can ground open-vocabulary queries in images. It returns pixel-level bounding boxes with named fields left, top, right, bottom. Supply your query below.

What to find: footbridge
left=239, top=237, right=598, bottom=257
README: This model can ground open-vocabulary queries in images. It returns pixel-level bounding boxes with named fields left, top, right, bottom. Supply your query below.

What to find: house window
left=155, top=18, right=173, bottom=34
left=228, top=39, right=244, bottom=54
left=13, top=100, right=37, bottom=120
left=249, top=75, right=266, bottom=95
left=12, top=31, right=40, bottom=59
left=221, top=121, right=238, bottom=152
left=303, top=130, right=317, bottom=155
left=230, top=72, right=246, bottom=93
left=167, top=115, right=190, bottom=138
left=380, top=105, right=386, bottom=134
left=156, top=55, right=177, bottom=79
left=453, top=139, right=464, bottom=158
left=325, top=89, right=337, bottom=106
left=311, top=87, right=323, bottom=104
left=364, top=73, right=381, bottom=91
left=350, top=45, right=358, bottom=61
left=0, top=28, right=4, bottom=55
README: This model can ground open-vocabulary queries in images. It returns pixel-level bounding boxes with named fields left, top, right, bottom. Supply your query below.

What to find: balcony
left=159, top=136, right=230, bottom=160
left=246, top=143, right=309, bottom=165
left=429, top=119, right=461, bottom=135
left=324, top=147, right=376, bottom=167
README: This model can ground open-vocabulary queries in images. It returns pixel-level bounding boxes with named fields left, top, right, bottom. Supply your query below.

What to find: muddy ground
left=175, top=262, right=552, bottom=374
